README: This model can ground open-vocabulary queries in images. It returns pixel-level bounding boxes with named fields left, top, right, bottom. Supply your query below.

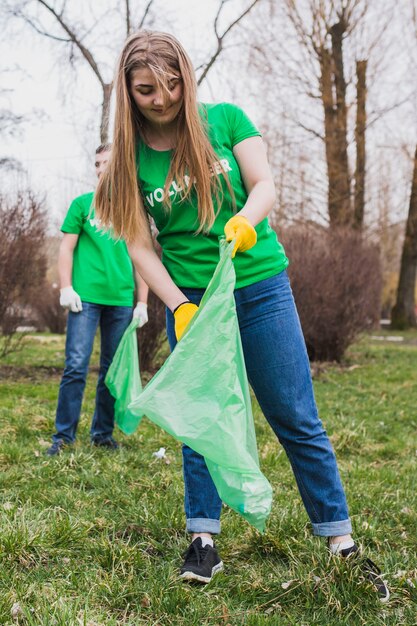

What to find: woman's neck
left=142, top=122, right=178, bottom=151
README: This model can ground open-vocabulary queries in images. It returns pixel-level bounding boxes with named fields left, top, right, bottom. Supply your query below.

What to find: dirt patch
left=27, top=335, right=64, bottom=344
left=0, top=364, right=98, bottom=382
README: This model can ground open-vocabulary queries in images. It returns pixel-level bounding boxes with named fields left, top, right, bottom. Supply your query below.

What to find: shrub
left=0, top=191, right=47, bottom=354
left=138, top=289, right=167, bottom=373
left=31, top=281, right=67, bottom=334
left=279, top=225, right=382, bottom=362
left=137, top=240, right=168, bottom=373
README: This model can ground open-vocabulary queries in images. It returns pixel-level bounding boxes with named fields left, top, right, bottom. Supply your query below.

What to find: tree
left=4, top=0, right=156, bottom=143
left=389, top=0, right=417, bottom=327
left=0, top=68, right=29, bottom=175
left=5, top=0, right=261, bottom=144
left=391, top=145, right=417, bottom=329
left=246, top=0, right=397, bottom=230
left=285, top=0, right=371, bottom=228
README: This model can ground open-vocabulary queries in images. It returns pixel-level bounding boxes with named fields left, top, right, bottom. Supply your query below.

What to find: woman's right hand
left=173, top=302, right=199, bottom=340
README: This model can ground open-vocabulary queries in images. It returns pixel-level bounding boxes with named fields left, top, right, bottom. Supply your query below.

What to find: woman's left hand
left=174, top=302, right=199, bottom=340
left=224, top=215, right=257, bottom=258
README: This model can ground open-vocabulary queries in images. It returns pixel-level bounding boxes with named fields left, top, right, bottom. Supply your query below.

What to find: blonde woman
left=95, top=30, right=388, bottom=601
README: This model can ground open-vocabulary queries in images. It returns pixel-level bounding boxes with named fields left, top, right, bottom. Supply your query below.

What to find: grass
left=0, top=330, right=416, bottom=625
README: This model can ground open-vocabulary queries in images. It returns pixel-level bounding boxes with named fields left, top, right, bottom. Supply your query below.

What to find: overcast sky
left=1, top=0, right=416, bottom=231
left=1, top=0, right=258, bottom=227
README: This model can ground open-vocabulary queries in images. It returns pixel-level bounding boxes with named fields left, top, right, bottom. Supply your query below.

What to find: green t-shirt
left=61, top=192, right=135, bottom=306
left=137, top=102, right=288, bottom=289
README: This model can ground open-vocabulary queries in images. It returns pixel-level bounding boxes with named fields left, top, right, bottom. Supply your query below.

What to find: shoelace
left=182, top=542, right=209, bottom=566
left=363, top=557, right=382, bottom=576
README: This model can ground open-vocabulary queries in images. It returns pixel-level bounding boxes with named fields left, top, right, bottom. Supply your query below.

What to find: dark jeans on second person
left=53, top=301, right=132, bottom=444
left=166, top=270, right=352, bottom=538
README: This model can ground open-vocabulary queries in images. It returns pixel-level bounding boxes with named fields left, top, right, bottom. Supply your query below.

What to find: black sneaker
left=180, top=537, right=223, bottom=583
left=339, top=544, right=390, bottom=603
left=45, top=439, right=66, bottom=456
left=92, top=437, right=119, bottom=450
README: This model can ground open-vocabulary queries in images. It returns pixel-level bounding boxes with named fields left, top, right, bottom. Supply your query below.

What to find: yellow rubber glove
left=173, top=301, right=199, bottom=340
left=224, top=215, right=257, bottom=258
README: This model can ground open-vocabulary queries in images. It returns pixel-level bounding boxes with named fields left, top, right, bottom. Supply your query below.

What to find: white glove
left=59, top=286, right=83, bottom=313
left=133, top=301, right=148, bottom=328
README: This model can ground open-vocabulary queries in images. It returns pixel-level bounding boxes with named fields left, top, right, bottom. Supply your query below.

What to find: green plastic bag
left=105, top=317, right=144, bottom=434
left=107, top=240, right=272, bottom=531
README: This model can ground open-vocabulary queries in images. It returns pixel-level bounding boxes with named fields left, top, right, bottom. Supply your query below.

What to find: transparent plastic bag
left=105, top=317, right=144, bottom=435
left=107, top=240, right=272, bottom=531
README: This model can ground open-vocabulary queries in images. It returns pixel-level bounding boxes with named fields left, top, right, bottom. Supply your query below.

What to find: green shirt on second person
left=137, top=102, right=288, bottom=289
left=61, top=192, right=135, bottom=306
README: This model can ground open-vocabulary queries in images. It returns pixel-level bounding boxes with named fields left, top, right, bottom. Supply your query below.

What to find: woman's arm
left=127, top=238, right=188, bottom=312
left=232, top=136, right=276, bottom=226
left=134, top=270, right=149, bottom=304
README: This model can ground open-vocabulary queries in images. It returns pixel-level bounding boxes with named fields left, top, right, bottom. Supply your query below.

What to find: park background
left=0, top=1, right=416, bottom=624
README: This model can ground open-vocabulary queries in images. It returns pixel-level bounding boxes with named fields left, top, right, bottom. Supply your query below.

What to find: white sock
left=329, top=539, right=355, bottom=554
left=199, top=537, right=214, bottom=548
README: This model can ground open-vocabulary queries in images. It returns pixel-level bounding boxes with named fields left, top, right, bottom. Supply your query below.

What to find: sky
left=1, top=0, right=416, bottom=232
left=1, top=0, right=257, bottom=228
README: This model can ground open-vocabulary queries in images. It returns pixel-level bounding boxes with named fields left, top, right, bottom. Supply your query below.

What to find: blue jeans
left=53, top=302, right=133, bottom=444
left=166, top=271, right=352, bottom=538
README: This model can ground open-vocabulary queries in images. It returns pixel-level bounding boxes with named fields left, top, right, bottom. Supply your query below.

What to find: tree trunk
left=391, top=145, right=417, bottom=329
left=329, top=20, right=351, bottom=227
left=319, top=23, right=352, bottom=229
left=320, top=46, right=339, bottom=227
left=100, top=83, right=113, bottom=145
left=354, top=60, right=367, bottom=230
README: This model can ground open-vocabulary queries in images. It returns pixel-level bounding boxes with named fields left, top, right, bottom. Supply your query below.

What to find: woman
left=94, top=30, right=388, bottom=601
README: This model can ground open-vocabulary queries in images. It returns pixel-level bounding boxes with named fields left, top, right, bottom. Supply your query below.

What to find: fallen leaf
left=11, top=602, right=23, bottom=620
left=152, top=447, right=166, bottom=459
left=281, top=580, right=295, bottom=590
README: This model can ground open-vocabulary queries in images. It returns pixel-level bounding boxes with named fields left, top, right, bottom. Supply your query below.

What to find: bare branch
left=138, top=0, right=154, bottom=29
left=14, top=12, right=71, bottom=42
left=35, top=0, right=105, bottom=87
left=126, top=0, right=131, bottom=35
left=197, top=0, right=261, bottom=85
left=366, top=97, right=413, bottom=131
left=297, top=122, right=325, bottom=142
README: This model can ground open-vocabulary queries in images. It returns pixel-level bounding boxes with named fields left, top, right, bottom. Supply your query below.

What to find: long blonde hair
left=94, top=30, right=231, bottom=244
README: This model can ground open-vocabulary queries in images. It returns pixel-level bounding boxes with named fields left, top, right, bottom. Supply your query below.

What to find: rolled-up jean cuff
left=186, top=517, right=221, bottom=534
left=312, top=519, right=352, bottom=537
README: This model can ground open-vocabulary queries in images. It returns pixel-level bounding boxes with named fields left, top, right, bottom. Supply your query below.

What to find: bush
left=137, top=240, right=168, bottom=373
left=138, top=289, right=167, bottom=373
left=0, top=191, right=47, bottom=354
left=31, top=281, right=67, bottom=334
left=279, top=225, right=382, bottom=362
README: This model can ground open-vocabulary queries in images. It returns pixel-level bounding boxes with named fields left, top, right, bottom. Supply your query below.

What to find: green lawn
left=0, top=331, right=416, bottom=625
